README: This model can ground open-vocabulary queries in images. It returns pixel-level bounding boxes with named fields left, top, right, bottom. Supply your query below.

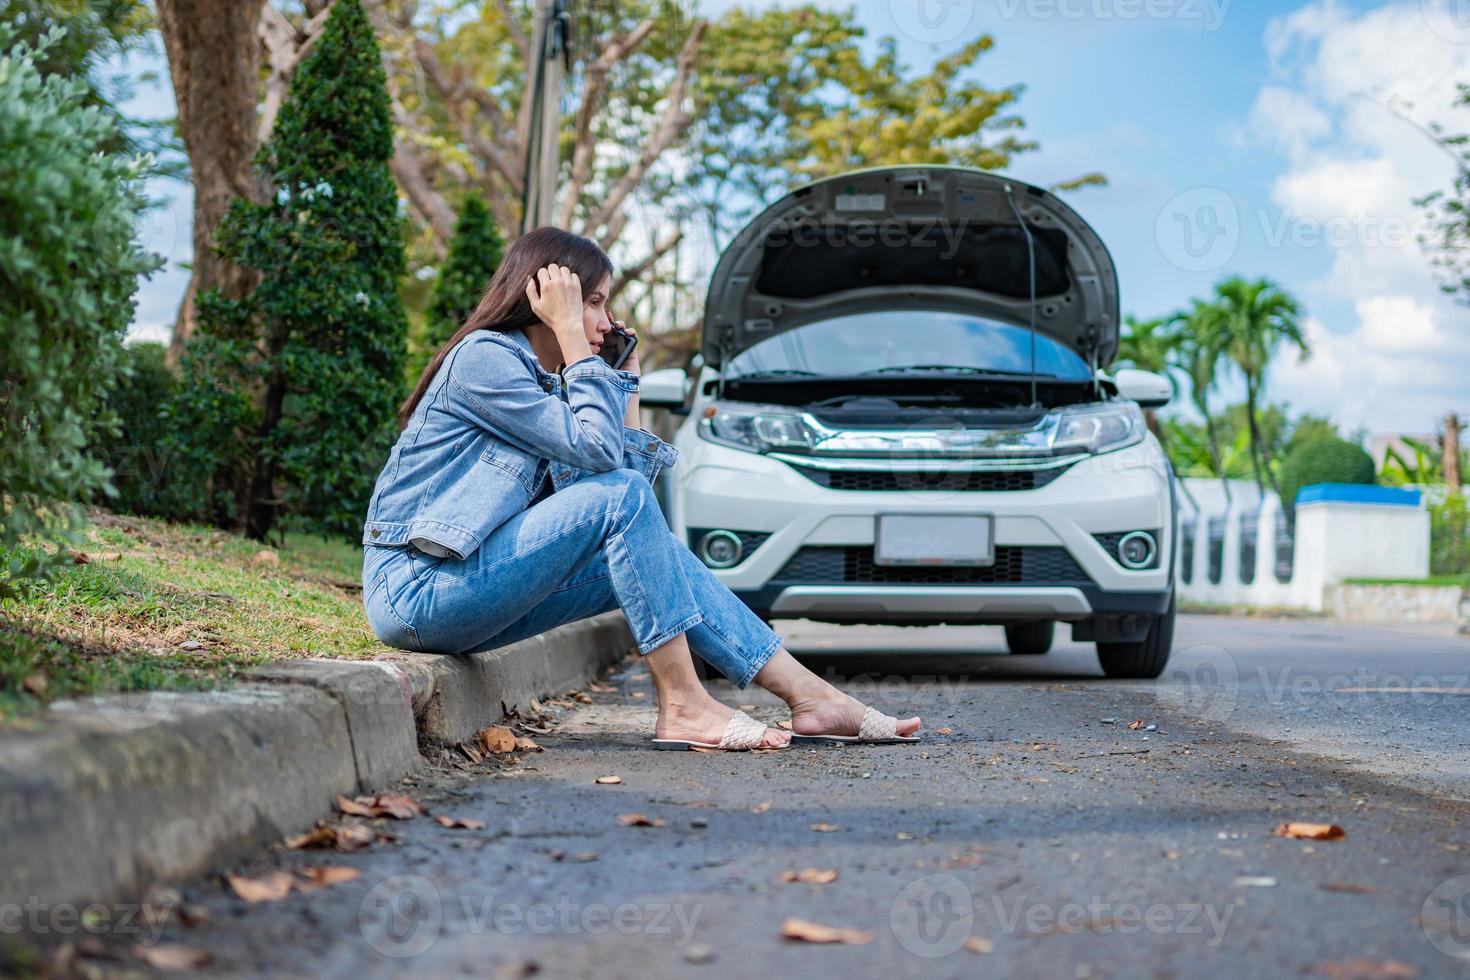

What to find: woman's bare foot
left=643, top=634, right=787, bottom=749
left=788, top=688, right=922, bottom=739
left=754, top=650, right=921, bottom=739
left=654, top=696, right=789, bottom=749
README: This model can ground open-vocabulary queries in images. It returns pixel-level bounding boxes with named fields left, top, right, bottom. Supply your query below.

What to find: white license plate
left=875, top=514, right=995, bottom=566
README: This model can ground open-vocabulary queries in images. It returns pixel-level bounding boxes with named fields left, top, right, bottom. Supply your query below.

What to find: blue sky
left=120, top=0, right=1470, bottom=435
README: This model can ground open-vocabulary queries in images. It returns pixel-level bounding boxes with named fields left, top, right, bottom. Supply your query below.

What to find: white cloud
left=1241, top=0, right=1470, bottom=433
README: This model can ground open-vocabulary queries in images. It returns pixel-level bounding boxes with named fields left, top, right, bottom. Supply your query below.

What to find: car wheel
left=1096, top=594, right=1176, bottom=679
left=1004, top=621, right=1054, bottom=655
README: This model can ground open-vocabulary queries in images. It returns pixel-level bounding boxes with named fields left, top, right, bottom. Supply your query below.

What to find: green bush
left=0, top=27, right=159, bottom=583
left=1431, top=494, right=1469, bottom=577
left=171, top=0, right=408, bottom=542
left=89, top=342, right=212, bottom=520
left=1277, top=436, right=1375, bottom=510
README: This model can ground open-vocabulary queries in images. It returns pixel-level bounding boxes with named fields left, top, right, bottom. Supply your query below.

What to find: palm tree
left=1117, top=314, right=1181, bottom=440
left=1211, top=276, right=1309, bottom=508
left=1170, top=299, right=1233, bottom=505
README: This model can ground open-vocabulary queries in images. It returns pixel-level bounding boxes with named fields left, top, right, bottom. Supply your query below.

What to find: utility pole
left=519, top=0, right=569, bottom=235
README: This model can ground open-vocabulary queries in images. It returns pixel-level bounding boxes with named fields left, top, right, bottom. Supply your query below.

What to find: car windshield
left=724, top=311, right=1093, bottom=381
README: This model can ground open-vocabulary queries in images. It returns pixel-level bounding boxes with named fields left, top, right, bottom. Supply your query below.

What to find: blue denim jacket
left=361, top=327, right=678, bottom=561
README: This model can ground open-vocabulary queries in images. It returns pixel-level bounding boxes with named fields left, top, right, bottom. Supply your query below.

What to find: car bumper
left=668, top=434, right=1175, bottom=626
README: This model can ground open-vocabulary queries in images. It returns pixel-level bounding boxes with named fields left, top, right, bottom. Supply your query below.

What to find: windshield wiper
left=862, top=365, right=1058, bottom=378
left=727, top=369, right=821, bottom=380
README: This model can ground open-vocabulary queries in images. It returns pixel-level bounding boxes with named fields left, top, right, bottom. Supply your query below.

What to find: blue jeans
left=362, top=469, right=784, bottom=688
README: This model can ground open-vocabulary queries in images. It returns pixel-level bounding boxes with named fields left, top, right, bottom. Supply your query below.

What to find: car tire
left=1095, top=594, right=1176, bottom=679
left=1004, top=621, right=1054, bottom=655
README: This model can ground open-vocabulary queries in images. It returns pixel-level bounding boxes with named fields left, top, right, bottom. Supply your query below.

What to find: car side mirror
left=1113, top=368, right=1172, bottom=409
left=638, top=367, right=689, bottom=410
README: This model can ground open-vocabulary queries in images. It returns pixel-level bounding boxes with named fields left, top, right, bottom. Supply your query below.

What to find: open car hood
left=702, top=166, right=1120, bottom=370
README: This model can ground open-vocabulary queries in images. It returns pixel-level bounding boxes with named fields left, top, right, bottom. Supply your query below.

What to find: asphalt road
left=56, top=615, right=1470, bottom=978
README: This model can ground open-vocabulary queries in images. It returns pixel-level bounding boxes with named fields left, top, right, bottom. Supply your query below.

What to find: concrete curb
left=0, top=611, right=634, bottom=912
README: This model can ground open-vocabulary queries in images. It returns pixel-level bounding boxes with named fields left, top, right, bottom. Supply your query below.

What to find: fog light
left=1117, top=530, right=1157, bottom=569
left=698, top=530, right=743, bottom=569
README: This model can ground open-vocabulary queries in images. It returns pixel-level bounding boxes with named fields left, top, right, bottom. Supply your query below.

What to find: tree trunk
left=1446, top=412, right=1463, bottom=492
left=156, top=0, right=268, bottom=368
left=1200, top=404, right=1231, bottom=506
left=1244, top=382, right=1266, bottom=495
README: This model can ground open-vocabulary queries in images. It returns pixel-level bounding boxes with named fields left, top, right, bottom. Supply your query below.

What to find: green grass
left=1343, top=575, right=1470, bottom=588
left=0, top=508, right=382, bottom=723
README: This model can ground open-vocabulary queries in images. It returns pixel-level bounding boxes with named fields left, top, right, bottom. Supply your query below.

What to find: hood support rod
left=1002, top=183, right=1041, bottom=410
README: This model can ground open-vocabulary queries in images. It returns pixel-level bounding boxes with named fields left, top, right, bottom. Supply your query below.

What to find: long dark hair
left=399, top=226, right=615, bottom=427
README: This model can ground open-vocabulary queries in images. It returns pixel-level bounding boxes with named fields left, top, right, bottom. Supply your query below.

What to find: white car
left=640, top=166, right=1177, bottom=678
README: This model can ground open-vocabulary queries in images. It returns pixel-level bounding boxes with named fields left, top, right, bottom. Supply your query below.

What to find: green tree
left=381, top=3, right=1100, bottom=318
left=1116, top=313, right=1181, bottom=442
left=175, top=0, right=407, bottom=542
left=0, top=26, right=159, bottom=583
left=1207, top=276, right=1309, bottom=504
left=421, top=193, right=504, bottom=370
left=1168, top=299, right=1233, bottom=502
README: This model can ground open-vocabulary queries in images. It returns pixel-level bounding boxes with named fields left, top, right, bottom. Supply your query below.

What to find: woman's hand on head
left=525, top=264, right=584, bottom=337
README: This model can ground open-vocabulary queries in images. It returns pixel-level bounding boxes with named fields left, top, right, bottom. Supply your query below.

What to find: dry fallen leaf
left=251, top=549, right=279, bottom=566
left=293, top=866, right=361, bottom=892
left=478, top=726, right=518, bottom=754
left=751, top=800, right=772, bottom=813
left=71, top=551, right=91, bottom=565
left=1307, top=958, right=1418, bottom=979
left=435, top=815, right=488, bottom=830
left=595, top=775, right=623, bottom=785
left=286, top=820, right=381, bottom=852
left=133, top=944, right=214, bottom=970
left=810, top=822, right=841, bottom=833
left=22, top=672, right=47, bottom=696
left=337, top=793, right=425, bottom=820
left=936, top=727, right=953, bottom=735
left=1127, top=719, right=1146, bottom=730
left=617, top=813, right=666, bottom=827
left=964, top=937, right=995, bottom=954
left=227, top=871, right=293, bottom=903
left=776, top=868, right=839, bottom=884
left=515, top=736, right=542, bottom=752
left=780, top=918, right=873, bottom=945
left=1274, top=822, right=1347, bottom=841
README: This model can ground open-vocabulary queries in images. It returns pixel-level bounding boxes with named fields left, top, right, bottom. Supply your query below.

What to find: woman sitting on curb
left=361, top=227, right=920, bottom=752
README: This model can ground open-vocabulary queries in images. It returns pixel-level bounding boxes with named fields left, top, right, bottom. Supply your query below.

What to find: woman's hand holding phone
left=610, top=315, right=639, bottom=376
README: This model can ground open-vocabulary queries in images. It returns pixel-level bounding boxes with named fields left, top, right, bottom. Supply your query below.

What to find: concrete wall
left=1327, top=584, right=1466, bottom=625
left=1175, top=480, right=1431, bottom=612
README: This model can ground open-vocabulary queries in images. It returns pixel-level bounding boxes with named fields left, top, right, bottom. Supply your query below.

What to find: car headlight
left=1049, top=403, right=1145, bottom=455
left=700, top=403, right=815, bottom=452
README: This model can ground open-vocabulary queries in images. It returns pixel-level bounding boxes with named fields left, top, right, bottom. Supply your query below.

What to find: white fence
left=1174, top=479, right=1429, bottom=611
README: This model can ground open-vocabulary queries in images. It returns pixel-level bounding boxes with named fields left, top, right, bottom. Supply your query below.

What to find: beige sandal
left=789, top=706, right=921, bottom=745
left=651, top=710, right=783, bottom=751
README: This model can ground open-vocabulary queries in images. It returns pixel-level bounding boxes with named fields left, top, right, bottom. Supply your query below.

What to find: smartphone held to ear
left=600, top=324, right=637, bottom=370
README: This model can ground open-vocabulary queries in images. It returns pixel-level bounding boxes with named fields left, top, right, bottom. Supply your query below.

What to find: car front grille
left=773, top=546, right=1094, bottom=585
left=788, top=464, right=1071, bottom=492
